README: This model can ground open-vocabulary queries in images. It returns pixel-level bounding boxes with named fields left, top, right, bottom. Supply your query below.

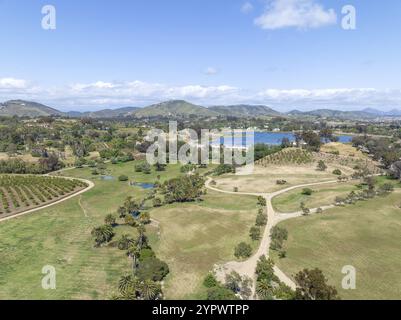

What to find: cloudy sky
left=1, top=0, right=401, bottom=111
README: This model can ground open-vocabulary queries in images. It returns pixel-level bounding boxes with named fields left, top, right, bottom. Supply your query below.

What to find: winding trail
left=206, top=178, right=339, bottom=294
left=0, top=175, right=95, bottom=223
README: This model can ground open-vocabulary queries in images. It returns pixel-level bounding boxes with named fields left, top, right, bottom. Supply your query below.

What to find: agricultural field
left=271, top=188, right=401, bottom=300
left=0, top=175, right=88, bottom=218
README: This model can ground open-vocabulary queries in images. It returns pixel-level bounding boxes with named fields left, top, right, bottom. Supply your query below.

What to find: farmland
left=0, top=175, right=88, bottom=218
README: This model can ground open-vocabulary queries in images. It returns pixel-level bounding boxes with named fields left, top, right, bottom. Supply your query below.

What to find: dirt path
left=0, top=177, right=95, bottom=223
left=206, top=178, right=339, bottom=296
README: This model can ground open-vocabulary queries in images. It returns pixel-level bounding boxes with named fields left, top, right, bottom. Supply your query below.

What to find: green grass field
left=271, top=188, right=401, bottom=300
left=272, top=182, right=358, bottom=213
left=149, top=190, right=258, bottom=299
left=272, top=176, right=399, bottom=213
left=0, top=161, right=255, bottom=300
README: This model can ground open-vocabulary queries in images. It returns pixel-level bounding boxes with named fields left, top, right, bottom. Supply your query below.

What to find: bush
left=332, top=169, right=342, bottom=176
left=139, top=248, right=156, bottom=261
left=136, top=257, right=169, bottom=282
left=276, top=180, right=287, bottom=185
left=301, top=188, right=313, bottom=196
left=317, top=160, right=327, bottom=171
left=250, top=226, right=261, bottom=241
left=213, top=164, right=235, bottom=176
left=153, top=197, right=162, bottom=207
left=206, top=286, right=238, bottom=300
left=256, top=213, right=268, bottom=226
left=234, top=242, right=252, bottom=259
left=203, top=273, right=218, bottom=288
left=118, top=175, right=129, bottom=182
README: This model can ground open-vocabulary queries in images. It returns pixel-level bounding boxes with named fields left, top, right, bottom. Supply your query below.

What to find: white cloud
left=204, top=67, right=218, bottom=75
left=1, top=77, right=401, bottom=111
left=241, top=2, right=254, bottom=14
left=255, top=0, right=337, bottom=30
left=0, top=77, right=27, bottom=89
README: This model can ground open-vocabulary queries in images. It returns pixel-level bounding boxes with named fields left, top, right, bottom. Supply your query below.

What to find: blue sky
left=0, top=0, right=401, bottom=111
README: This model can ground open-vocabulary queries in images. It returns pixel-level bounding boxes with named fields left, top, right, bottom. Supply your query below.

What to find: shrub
left=302, top=188, right=313, bottom=196
left=317, top=160, right=327, bottom=171
left=136, top=257, right=169, bottom=282
left=316, top=207, right=324, bottom=214
left=256, top=213, right=268, bottom=226
left=213, top=164, right=235, bottom=176
left=234, top=242, right=252, bottom=259
left=332, top=169, right=342, bottom=176
left=276, top=180, right=287, bottom=185
left=250, top=226, right=261, bottom=241
left=139, top=248, right=156, bottom=261
left=118, top=175, right=129, bottom=182
left=153, top=197, right=162, bottom=207
left=206, top=286, right=238, bottom=300
left=203, top=273, right=218, bottom=288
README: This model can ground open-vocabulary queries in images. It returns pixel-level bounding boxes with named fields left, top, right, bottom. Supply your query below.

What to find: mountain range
left=1, top=99, right=401, bottom=120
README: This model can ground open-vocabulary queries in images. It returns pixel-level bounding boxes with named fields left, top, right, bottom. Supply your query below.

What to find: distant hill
left=0, top=100, right=63, bottom=117
left=133, top=100, right=219, bottom=118
left=67, top=107, right=139, bottom=118
left=209, top=104, right=280, bottom=117
left=361, top=108, right=401, bottom=117
left=287, top=109, right=381, bottom=120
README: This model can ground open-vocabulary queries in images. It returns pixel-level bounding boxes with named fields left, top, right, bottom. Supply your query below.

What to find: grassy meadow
left=271, top=188, right=401, bottom=300
left=0, top=161, right=256, bottom=300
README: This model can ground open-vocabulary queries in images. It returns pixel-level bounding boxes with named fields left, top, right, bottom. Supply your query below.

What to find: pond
left=131, top=182, right=155, bottom=190
left=100, top=175, right=115, bottom=181
left=213, top=132, right=353, bottom=147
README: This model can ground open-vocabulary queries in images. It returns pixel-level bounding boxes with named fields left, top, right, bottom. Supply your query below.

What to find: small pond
left=130, top=182, right=155, bottom=190
left=100, top=175, right=115, bottom=181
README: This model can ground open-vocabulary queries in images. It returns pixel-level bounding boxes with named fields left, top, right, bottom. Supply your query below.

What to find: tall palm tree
left=139, top=279, right=161, bottom=300
left=127, top=245, right=141, bottom=272
left=137, top=224, right=146, bottom=249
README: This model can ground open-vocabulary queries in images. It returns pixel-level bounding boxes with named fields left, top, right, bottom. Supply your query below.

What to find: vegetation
left=234, top=242, right=252, bottom=259
left=294, top=268, right=339, bottom=300
left=0, top=175, right=87, bottom=216
left=256, top=148, right=313, bottom=166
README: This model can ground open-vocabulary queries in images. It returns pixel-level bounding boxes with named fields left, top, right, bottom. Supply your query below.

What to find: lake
left=213, top=132, right=353, bottom=147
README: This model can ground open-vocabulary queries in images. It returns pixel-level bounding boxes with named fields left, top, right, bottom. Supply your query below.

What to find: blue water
left=100, top=175, right=115, bottom=181
left=132, top=182, right=155, bottom=190
left=214, top=132, right=353, bottom=147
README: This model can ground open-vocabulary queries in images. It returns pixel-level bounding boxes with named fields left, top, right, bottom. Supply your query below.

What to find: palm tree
left=118, top=275, right=133, bottom=293
left=127, top=245, right=141, bottom=272
left=124, top=196, right=141, bottom=215
left=117, top=206, right=127, bottom=219
left=256, top=279, right=274, bottom=300
left=137, top=224, right=146, bottom=249
left=118, top=234, right=134, bottom=250
left=139, top=279, right=161, bottom=300
left=91, top=225, right=114, bottom=246
left=105, top=214, right=116, bottom=226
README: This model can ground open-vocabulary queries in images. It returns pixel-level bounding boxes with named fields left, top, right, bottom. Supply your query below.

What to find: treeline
left=0, top=155, right=63, bottom=174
